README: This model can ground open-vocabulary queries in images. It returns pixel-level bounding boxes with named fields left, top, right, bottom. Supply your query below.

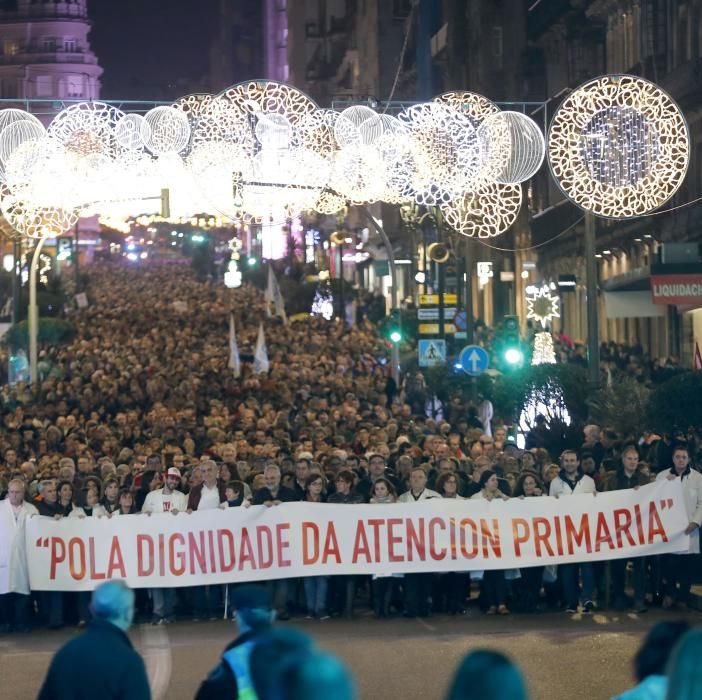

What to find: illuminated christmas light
left=532, top=332, right=556, bottom=365
left=526, top=285, right=560, bottom=329
left=548, top=74, right=689, bottom=219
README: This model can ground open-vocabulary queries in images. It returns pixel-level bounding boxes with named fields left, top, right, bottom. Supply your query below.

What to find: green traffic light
left=390, top=330, right=402, bottom=344
left=247, top=257, right=257, bottom=266
left=504, top=347, right=524, bottom=365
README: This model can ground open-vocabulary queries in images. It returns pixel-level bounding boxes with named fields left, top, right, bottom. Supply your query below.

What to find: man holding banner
left=656, top=444, right=702, bottom=608
left=549, top=450, right=597, bottom=613
left=0, top=478, right=37, bottom=633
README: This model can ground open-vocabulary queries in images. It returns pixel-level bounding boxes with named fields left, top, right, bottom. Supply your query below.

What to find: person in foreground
left=665, top=628, right=702, bottom=700
left=611, top=621, right=689, bottom=700
left=446, top=649, right=528, bottom=700
left=250, top=627, right=356, bottom=700
left=36, top=580, right=150, bottom=700
left=195, top=585, right=275, bottom=700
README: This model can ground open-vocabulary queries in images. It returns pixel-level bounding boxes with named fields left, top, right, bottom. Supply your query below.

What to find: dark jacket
left=604, top=467, right=648, bottom=492
left=194, top=629, right=267, bottom=700
left=36, top=618, right=150, bottom=700
left=187, top=480, right=228, bottom=511
left=35, top=499, right=64, bottom=517
left=252, top=485, right=297, bottom=505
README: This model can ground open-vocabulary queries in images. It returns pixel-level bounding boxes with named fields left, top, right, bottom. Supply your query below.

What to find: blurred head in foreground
left=447, top=649, right=528, bottom=700
left=90, top=580, right=135, bottom=632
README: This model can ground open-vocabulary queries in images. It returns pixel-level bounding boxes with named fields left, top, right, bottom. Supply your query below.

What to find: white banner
left=25, top=480, right=690, bottom=591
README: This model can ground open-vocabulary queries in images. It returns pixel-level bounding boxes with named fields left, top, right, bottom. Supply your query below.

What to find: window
left=41, top=37, right=56, bottom=52
left=66, top=75, right=83, bottom=98
left=3, top=40, right=19, bottom=56
left=64, top=38, right=77, bottom=52
left=35, top=75, right=52, bottom=97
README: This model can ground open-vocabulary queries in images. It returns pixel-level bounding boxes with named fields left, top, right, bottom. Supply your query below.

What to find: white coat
left=656, top=468, right=702, bottom=554
left=549, top=471, right=596, bottom=497
left=141, top=488, right=188, bottom=514
left=68, top=504, right=108, bottom=519
left=398, top=488, right=442, bottom=503
left=0, top=497, right=38, bottom=595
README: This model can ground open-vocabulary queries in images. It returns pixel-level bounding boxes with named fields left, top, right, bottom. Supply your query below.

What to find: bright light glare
left=126, top=252, right=138, bottom=261
left=126, top=243, right=136, bottom=251
left=504, top=348, right=523, bottom=365
left=414, top=271, right=426, bottom=284
left=140, top=252, right=148, bottom=259
left=390, top=330, right=402, bottom=343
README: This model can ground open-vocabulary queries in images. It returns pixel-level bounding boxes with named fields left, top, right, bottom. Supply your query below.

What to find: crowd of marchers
left=1, top=262, right=701, bottom=634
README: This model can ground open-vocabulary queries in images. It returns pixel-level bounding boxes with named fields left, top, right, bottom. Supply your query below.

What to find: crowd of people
left=0, top=262, right=701, bottom=635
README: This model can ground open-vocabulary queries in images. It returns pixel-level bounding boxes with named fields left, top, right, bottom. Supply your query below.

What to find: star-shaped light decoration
left=526, top=285, right=560, bottom=329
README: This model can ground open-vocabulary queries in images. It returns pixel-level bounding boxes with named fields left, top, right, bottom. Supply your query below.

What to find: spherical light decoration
left=478, top=111, right=545, bottom=184
left=0, top=108, right=42, bottom=135
left=217, top=80, right=317, bottom=127
left=548, top=74, right=689, bottom=219
left=142, top=106, right=191, bottom=155
left=0, top=181, right=78, bottom=238
left=0, top=119, right=46, bottom=169
left=313, top=189, right=346, bottom=215
left=440, top=182, right=522, bottom=238
left=329, top=145, right=385, bottom=204
left=115, top=114, right=148, bottom=150
left=293, top=109, right=339, bottom=158
left=398, top=102, right=487, bottom=205
left=434, top=91, right=500, bottom=128
left=48, top=101, right=124, bottom=160
left=334, top=105, right=380, bottom=148
left=255, top=113, right=293, bottom=149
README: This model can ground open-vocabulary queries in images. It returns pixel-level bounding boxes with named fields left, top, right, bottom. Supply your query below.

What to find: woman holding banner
left=513, top=472, right=545, bottom=612
left=471, top=471, right=510, bottom=615
left=303, top=474, right=330, bottom=620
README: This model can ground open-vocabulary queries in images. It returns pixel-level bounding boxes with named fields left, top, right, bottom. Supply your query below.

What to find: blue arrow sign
left=459, top=344, right=489, bottom=376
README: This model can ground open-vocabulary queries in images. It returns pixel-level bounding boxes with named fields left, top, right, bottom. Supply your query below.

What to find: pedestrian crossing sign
left=418, top=339, right=446, bottom=367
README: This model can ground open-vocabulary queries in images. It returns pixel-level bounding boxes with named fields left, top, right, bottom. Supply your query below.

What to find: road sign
left=418, top=323, right=456, bottom=335
left=454, top=309, right=467, bottom=331
left=458, top=344, right=489, bottom=376
left=418, top=339, right=446, bottom=367
left=417, top=307, right=457, bottom=320
left=419, top=293, right=458, bottom=306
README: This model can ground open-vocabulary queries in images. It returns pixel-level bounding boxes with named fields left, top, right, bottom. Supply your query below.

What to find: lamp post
left=362, top=206, right=399, bottom=384
left=28, top=235, right=48, bottom=386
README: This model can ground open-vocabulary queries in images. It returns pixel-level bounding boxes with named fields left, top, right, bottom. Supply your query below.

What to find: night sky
left=88, top=0, right=219, bottom=100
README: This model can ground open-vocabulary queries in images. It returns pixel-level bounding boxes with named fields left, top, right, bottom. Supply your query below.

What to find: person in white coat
left=142, top=467, right=188, bottom=624
left=549, top=450, right=597, bottom=613
left=0, top=478, right=38, bottom=632
left=398, top=468, right=441, bottom=617
left=655, top=444, right=702, bottom=608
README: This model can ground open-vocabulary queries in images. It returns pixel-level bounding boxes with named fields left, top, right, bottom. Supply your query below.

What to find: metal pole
left=362, top=207, right=399, bottom=384
left=338, top=241, right=344, bottom=328
left=464, top=237, right=474, bottom=344
left=438, top=261, right=445, bottom=342
left=29, top=236, right=47, bottom=387
left=74, top=221, right=79, bottom=291
left=584, top=211, right=600, bottom=390
left=12, top=238, right=20, bottom=325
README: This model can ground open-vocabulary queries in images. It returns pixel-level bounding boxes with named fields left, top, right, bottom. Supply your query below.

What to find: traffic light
left=499, top=315, right=524, bottom=369
left=388, top=309, right=402, bottom=344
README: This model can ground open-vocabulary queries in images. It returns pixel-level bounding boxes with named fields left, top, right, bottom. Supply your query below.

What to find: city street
left=2, top=608, right=700, bottom=700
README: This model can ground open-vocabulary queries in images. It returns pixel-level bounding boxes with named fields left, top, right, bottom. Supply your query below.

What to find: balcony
left=0, top=4, right=88, bottom=21
left=0, top=51, right=98, bottom=66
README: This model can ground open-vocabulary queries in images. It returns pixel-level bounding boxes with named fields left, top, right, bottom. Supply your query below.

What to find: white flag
left=228, top=314, right=241, bottom=378
left=266, top=266, right=287, bottom=324
left=253, top=323, right=269, bottom=374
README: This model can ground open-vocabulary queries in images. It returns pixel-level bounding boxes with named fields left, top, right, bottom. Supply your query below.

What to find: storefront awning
left=603, top=291, right=664, bottom=318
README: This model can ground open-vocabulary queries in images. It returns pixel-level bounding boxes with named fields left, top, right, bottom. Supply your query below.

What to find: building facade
left=0, top=0, right=102, bottom=102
